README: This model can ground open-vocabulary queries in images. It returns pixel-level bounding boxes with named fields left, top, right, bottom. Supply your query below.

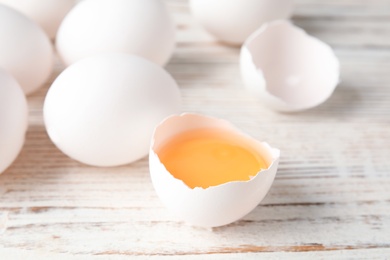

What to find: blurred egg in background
left=0, top=4, right=53, bottom=95
left=56, top=0, right=176, bottom=66
left=0, top=0, right=75, bottom=39
left=189, top=0, right=293, bottom=45
left=0, top=69, right=28, bottom=174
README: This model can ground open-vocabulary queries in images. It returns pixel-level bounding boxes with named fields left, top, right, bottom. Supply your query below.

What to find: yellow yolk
left=157, top=128, right=267, bottom=189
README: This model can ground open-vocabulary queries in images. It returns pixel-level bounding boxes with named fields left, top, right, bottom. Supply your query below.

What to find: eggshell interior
left=241, top=21, right=340, bottom=111
left=150, top=113, right=280, bottom=227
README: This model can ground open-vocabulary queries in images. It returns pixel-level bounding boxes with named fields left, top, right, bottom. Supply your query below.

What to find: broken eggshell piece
left=240, top=21, right=340, bottom=112
left=149, top=113, right=280, bottom=228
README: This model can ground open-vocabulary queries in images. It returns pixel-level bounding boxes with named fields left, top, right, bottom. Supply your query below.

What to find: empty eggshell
left=0, top=69, right=28, bottom=174
left=0, top=4, right=54, bottom=95
left=0, top=0, right=75, bottom=39
left=189, top=0, right=293, bottom=45
left=56, top=0, right=176, bottom=66
left=240, top=21, right=340, bottom=112
left=149, top=113, right=280, bottom=228
left=44, top=53, right=181, bottom=167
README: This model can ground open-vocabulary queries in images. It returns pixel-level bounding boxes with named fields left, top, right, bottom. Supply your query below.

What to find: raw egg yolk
left=157, top=128, right=267, bottom=189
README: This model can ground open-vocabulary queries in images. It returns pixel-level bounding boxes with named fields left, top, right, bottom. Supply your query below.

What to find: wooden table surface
left=1, top=0, right=390, bottom=258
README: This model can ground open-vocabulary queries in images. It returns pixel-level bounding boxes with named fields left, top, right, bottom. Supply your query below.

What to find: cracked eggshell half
left=0, top=69, right=28, bottom=174
left=149, top=113, right=280, bottom=228
left=0, top=4, right=54, bottom=95
left=240, top=21, right=340, bottom=112
left=190, top=0, right=293, bottom=45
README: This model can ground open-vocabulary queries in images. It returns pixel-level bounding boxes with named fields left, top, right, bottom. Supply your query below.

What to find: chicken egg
left=240, top=21, right=340, bottom=112
left=0, top=4, right=54, bottom=95
left=0, top=69, right=28, bottom=174
left=0, top=0, right=75, bottom=39
left=44, top=53, right=181, bottom=167
left=56, top=0, right=176, bottom=66
left=189, top=0, right=293, bottom=45
left=149, top=113, right=280, bottom=228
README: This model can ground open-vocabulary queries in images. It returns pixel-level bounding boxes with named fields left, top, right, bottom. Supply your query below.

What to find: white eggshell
left=0, top=69, right=28, bottom=174
left=189, top=0, right=293, bottom=45
left=240, top=21, right=340, bottom=112
left=149, top=113, right=280, bottom=228
left=0, top=4, right=53, bottom=95
left=0, top=0, right=75, bottom=39
left=56, top=0, right=175, bottom=66
left=44, top=53, right=181, bottom=167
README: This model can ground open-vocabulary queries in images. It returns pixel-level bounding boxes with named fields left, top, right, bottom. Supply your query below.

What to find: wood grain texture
left=1, top=0, right=390, bottom=258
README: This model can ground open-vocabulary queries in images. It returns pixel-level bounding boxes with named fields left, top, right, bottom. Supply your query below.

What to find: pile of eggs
left=0, top=0, right=339, bottom=228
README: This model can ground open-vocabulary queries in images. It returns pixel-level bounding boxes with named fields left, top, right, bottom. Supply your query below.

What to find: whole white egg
left=0, top=69, right=28, bottom=174
left=44, top=53, right=181, bottom=167
left=56, top=0, right=176, bottom=66
left=0, top=0, right=75, bottom=39
left=0, top=4, right=54, bottom=95
left=189, top=0, right=293, bottom=45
